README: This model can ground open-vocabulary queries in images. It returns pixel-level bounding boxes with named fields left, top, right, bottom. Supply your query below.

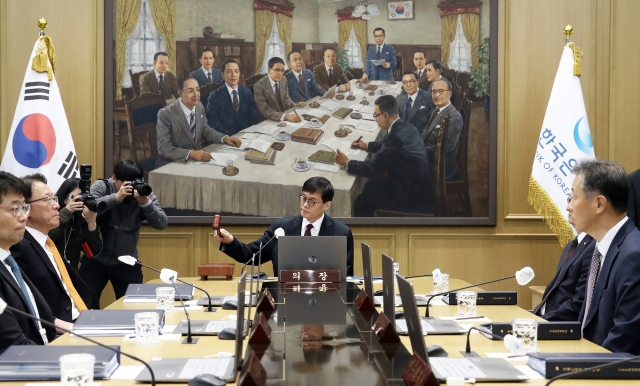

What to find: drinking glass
left=155, top=287, right=175, bottom=312
left=512, top=318, right=538, bottom=352
left=134, top=311, right=161, bottom=346
left=433, top=273, right=450, bottom=294
left=456, top=291, right=477, bottom=317
left=59, top=353, right=94, bottom=385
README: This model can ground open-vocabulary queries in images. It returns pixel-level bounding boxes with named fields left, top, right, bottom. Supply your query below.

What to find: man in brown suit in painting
left=139, top=51, right=179, bottom=101
left=253, top=57, right=304, bottom=122
left=313, top=48, right=351, bottom=92
left=413, top=51, right=430, bottom=91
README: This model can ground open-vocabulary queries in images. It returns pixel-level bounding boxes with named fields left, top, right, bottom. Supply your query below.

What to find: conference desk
left=148, top=80, right=402, bottom=217
left=15, top=277, right=632, bottom=386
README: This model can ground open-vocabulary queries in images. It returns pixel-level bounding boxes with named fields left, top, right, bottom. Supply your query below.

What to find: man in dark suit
left=253, top=57, right=304, bottom=122
left=156, top=77, right=242, bottom=168
left=139, top=51, right=179, bottom=100
left=425, top=60, right=447, bottom=116
left=189, top=48, right=222, bottom=86
left=11, top=174, right=91, bottom=323
left=399, top=71, right=431, bottom=134
left=626, top=168, right=640, bottom=229
left=571, top=159, right=640, bottom=354
left=206, top=59, right=261, bottom=136
left=285, top=51, right=326, bottom=103
left=0, top=172, right=64, bottom=353
left=533, top=231, right=596, bottom=321
left=334, top=95, right=433, bottom=216
left=413, top=51, right=430, bottom=91
left=361, top=28, right=397, bottom=81
left=422, top=78, right=463, bottom=181
left=214, top=177, right=354, bottom=276
left=313, top=48, right=351, bottom=92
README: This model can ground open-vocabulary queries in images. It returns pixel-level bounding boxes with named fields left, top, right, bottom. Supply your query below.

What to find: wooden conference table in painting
left=20, top=277, right=634, bottom=386
left=148, top=80, right=401, bottom=217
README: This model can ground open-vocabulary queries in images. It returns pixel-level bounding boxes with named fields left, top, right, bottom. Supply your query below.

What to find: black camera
left=78, top=165, right=106, bottom=212
left=131, top=178, right=152, bottom=197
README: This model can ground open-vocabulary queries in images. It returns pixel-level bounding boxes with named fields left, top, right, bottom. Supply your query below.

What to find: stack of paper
left=360, top=105, right=375, bottom=114
left=355, top=121, right=377, bottom=132
left=304, top=109, right=327, bottom=118
left=320, top=100, right=340, bottom=111
left=322, top=138, right=351, bottom=154
left=252, top=125, right=279, bottom=135
left=72, top=310, right=165, bottom=336
left=196, top=153, right=238, bottom=167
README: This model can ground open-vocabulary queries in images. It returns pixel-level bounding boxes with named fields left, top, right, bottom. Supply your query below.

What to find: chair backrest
left=441, top=67, right=458, bottom=84
left=124, top=92, right=166, bottom=166
left=200, top=81, right=225, bottom=109
left=308, top=60, right=322, bottom=71
left=181, top=66, right=199, bottom=80
left=129, top=69, right=149, bottom=98
left=393, top=52, right=403, bottom=80
left=451, top=81, right=462, bottom=111
left=454, top=94, right=472, bottom=184
left=432, top=114, right=451, bottom=217
left=245, top=73, right=267, bottom=95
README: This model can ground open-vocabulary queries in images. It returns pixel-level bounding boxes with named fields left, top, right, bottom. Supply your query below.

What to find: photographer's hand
left=133, top=189, right=150, bottom=206
left=116, top=181, right=133, bottom=202
left=82, top=206, right=97, bottom=231
left=66, top=198, right=84, bottom=213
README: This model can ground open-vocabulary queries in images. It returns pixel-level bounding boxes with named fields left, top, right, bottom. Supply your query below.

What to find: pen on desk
left=352, top=136, right=363, bottom=148
left=455, top=315, right=485, bottom=320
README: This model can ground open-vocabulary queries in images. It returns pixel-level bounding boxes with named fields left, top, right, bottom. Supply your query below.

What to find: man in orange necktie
left=11, top=174, right=91, bottom=322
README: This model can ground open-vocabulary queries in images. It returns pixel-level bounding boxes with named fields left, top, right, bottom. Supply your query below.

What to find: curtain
left=440, top=14, right=458, bottom=68
left=461, top=13, right=480, bottom=67
left=148, top=0, right=176, bottom=74
left=275, top=13, right=292, bottom=62
left=115, top=0, right=142, bottom=100
left=255, top=10, right=273, bottom=76
left=337, top=19, right=366, bottom=65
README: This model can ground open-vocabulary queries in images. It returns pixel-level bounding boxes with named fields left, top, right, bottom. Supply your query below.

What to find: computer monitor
left=381, top=253, right=395, bottom=324
left=278, top=236, right=348, bottom=280
left=396, top=274, right=429, bottom=363
left=361, top=242, right=374, bottom=299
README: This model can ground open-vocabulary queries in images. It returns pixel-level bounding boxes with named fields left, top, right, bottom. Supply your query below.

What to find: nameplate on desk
left=238, top=351, right=266, bottom=386
left=372, top=312, right=400, bottom=343
left=354, top=289, right=376, bottom=311
left=279, top=269, right=340, bottom=283
left=480, top=321, right=582, bottom=340
left=402, top=352, right=439, bottom=386
left=280, top=282, right=340, bottom=293
left=249, top=312, right=271, bottom=345
left=256, top=288, right=275, bottom=311
left=443, top=291, right=518, bottom=305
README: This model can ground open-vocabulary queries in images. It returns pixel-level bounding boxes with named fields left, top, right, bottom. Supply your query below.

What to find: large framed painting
left=103, top=0, right=497, bottom=226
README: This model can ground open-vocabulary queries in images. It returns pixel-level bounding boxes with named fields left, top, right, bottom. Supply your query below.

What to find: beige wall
left=2, top=0, right=640, bottom=310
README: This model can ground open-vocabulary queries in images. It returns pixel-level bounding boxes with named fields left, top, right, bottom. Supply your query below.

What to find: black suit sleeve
left=220, top=222, right=279, bottom=265
left=0, top=284, right=39, bottom=348
left=348, top=136, right=398, bottom=178
left=346, top=228, right=354, bottom=277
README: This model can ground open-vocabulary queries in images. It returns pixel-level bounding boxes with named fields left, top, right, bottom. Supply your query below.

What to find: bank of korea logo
left=573, top=116, right=594, bottom=156
left=12, top=113, right=56, bottom=168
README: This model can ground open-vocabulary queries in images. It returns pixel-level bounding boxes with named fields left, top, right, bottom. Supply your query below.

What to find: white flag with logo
left=1, top=36, right=78, bottom=192
left=528, top=44, right=595, bottom=246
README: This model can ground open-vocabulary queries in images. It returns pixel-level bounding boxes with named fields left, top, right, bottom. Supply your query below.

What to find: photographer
left=49, top=178, right=103, bottom=271
left=79, top=159, right=168, bottom=309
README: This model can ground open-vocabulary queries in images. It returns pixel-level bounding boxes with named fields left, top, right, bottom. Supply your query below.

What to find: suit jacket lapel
left=26, top=231, right=58, bottom=278
left=289, top=72, right=303, bottom=93
left=318, top=215, right=334, bottom=236
left=263, top=78, right=279, bottom=106
left=408, top=91, right=425, bottom=122
left=285, top=216, right=304, bottom=236
left=0, top=262, right=32, bottom=311
left=173, top=102, right=195, bottom=145
left=549, top=238, right=589, bottom=295
left=423, top=104, right=450, bottom=139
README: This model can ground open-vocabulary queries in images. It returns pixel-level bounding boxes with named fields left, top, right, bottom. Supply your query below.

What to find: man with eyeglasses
left=253, top=57, right=305, bottom=122
left=11, top=174, right=91, bottom=324
left=361, top=27, right=397, bottom=82
left=424, top=60, right=447, bottom=116
left=213, top=177, right=354, bottom=276
left=334, top=95, right=433, bottom=216
left=0, top=172, right=69, bottom=353
left=421, top=78, right=463, bottom=181
left=399, top=71, right=431, bottom=134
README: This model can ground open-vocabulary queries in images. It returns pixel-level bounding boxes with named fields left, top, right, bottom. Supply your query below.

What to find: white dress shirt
left=154, top=69, right=165, bottom=82
left=26, top=227, right=79, bottom=320
left=226, top=83, right=240, bottom=105
left=595, top=217, right=629, bottom=270
left=300, top=213, right=324, bottom=237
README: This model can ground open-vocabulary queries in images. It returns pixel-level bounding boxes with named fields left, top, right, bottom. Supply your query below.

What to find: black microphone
left=160, top=269, right=198, bottom=345
left=0, top=298, right=155, bottom=385
left=545, top=353, right=640, bottom=385
left=240, top=227, right=285, bottom=275
left=423, top=267, right=535, bottom=317
left=117, top=256, right=215, bottom=313
left=463, top=326, right=524, bottom=357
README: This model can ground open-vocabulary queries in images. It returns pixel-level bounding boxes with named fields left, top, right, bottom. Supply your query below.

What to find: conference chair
left=444, top=94, right=472, bottom=217
left=124, top=92, right=166, bottom=176
left=129, top=69, right=149, bottom=97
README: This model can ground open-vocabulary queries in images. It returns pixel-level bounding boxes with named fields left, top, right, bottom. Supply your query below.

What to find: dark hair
left=154, top=51, right=169, bottom=61
left=375, top=95, right=398, bottom=116
left=287, top=51, right=300, bottom=62
left=572, top=159, right=629, bottom=214
left=178, top=76, right=197, bottom=91
left=22, top=173, right=48, bottom=199
left=413, top=51, right=426, bottom=59
left=268, top=57, right=285, bottom=68
left=373, top=27, right=385, bottom=35
left=55, top=178, right=80, bottom=208
left=222, top=59, right=239, bottom=72
left=402, top=70, right=417, bottom=80
left=200, top=48, right=215, bottom=59
left=433, top=78, right=452, bottom=91
left=427, top=60, right=442, bottom=73
left=323, top=48, right=336, bottom=56
left=302, top=177, right=334, bottom=203
left=0, top=171, right=29, bottom=205
left=113, top=159, right=144, bottom=182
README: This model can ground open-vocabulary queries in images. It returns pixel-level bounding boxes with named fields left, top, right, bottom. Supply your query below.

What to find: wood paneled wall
left=2, top=0, right=640, bottom=310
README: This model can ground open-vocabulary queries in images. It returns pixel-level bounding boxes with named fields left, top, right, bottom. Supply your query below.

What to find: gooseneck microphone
left=464, top=326, right=525, bottom=357
left=0, top=298, right=156, bottom=385
left=160, top=269, right=198, bottom=345
left=240, top=227, right=285, bottom=274
left=117, top=255, right=215, bottom=313
left=424, top=267, right=535, bottom=317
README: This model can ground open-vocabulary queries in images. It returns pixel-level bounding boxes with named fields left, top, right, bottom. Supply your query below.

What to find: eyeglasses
left=270, top=68, right=285, bottom=73
left=299, top=195, right=323, bottom=208
left=566, top=195, right=572, bottom=205
left=0, top=204, right=30, bottom=217
left=372, top=111, right=385, bottom=119
left=374, top=34, right=385, bottom=38
left=431, top=89, right=451, bottom=96
left=402, top=79, right=417, bottom=85
left=27, top=195, right=58, bottom=207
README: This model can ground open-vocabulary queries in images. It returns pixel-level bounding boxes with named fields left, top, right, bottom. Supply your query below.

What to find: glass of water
left=59, top=353, right=94, bottom=386
left=134, top=311, right=161, bottom=346
left=512, top=318, right=538, bottom=352
left=457, top=291, right=477, bottom=317
left=433, top=273, right=450, bottom=294
left=155, top=287, right=175, bottom=312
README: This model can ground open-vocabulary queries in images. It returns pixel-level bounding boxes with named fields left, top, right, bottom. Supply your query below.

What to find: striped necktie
left=4, top=255, right=40, bottom=330
left=304, top=224, right=313, bottom=236
left=582, top=246, right=602, bottom=334
left=190, top=112, right=196, bottom=139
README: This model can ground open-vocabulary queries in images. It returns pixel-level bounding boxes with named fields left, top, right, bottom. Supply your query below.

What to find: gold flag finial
left=564, top=24, right=573, bottom=37
left=37, top=17, right=48, bottom=31
left=563, top=25, right=582, bottom=77
left=32, top=18, right=56, bottom=80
